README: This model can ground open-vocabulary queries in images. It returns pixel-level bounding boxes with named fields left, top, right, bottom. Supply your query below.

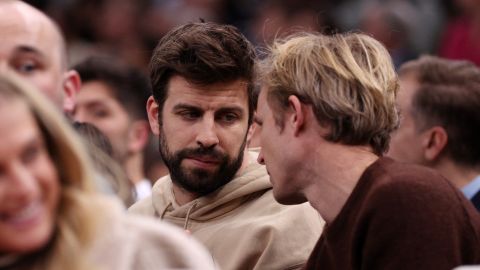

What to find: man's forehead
left=79, top=81, right=119, bottom=101
left=0, top=1, right=63, bottom=58
left=166, top=76, right=249, bottom=106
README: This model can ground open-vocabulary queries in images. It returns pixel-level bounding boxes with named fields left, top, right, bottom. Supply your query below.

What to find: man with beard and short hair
left=128, top=22, right=324, bottom=270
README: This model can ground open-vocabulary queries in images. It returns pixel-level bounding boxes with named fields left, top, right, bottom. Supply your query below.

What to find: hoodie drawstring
left=184, top=201, right=198, bottom=230
left=159, top=202, right=172, bottom=220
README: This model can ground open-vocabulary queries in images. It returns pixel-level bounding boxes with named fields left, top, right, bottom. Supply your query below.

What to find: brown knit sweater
left=304, top=157, right=480, bottom=270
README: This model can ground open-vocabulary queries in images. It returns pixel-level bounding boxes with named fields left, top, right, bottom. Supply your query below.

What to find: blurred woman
left=0, top=71, right=215, bottom=270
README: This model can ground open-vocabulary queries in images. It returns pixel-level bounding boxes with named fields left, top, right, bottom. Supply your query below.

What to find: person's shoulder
left=120, top=214, right=196, bottom=248
left=128, top=176, right=172, bottom=215
left=220, top=189, right=323, bottom=270
left=103, top=214, right=216, bottom=270
left=245, top=188, right=325, bottom=229
left=128, top=194, right=155, bottom=215
left=372, top=158, right=451, bottom=192
left=365, top=158, right=470, bottom=216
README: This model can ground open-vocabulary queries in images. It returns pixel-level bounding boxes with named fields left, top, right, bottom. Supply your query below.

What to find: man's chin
left=174, top=180, right=223, bottom=196
left=272, top=189, right=308, bottom=205
left=172, top=168, right=218, bottom=192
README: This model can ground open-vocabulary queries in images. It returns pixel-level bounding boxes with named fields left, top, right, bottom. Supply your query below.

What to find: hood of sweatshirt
left=151, top=151, right=271, bottom=225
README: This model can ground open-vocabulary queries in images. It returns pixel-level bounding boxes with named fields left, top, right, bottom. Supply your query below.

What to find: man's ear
left=246, top=121, right=260, bottom=148
left=147, top=96, right=160, bottom=135
left=128, top=120, right=150, bottom=153
left=247, top=112, right=257, bottom=141
left=247, top=122, right=255, bottom=139
left=62, top=70, right=81, bottom=115
left=287, top=95, right=305, bottom=136
left=422, top=126, right=448, bottom=161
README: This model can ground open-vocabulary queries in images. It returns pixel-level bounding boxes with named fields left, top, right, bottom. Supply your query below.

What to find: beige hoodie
left=91, top=198, right=216, bottom=270
left=129, top=151, right=324, bottom=270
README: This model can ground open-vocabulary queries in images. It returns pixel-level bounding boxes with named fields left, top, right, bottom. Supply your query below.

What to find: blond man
left=255, top=32, right=480, bottom=269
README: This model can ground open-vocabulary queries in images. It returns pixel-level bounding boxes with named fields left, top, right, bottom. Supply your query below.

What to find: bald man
left=0, top=0, right=80, bottom=115
left=0, top=1, right=122, bottom=200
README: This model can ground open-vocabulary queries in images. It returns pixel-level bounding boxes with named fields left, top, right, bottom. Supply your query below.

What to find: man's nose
left=196, top=116, right=220, bottom=149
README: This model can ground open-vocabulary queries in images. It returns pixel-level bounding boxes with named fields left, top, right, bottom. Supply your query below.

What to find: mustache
left=176, top=147, right=225, bottom=161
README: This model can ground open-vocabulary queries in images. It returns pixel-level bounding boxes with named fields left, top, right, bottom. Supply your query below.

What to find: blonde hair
left=0, top=72, right=102, bottom=270
left=259, top=32, right=399, bottom=155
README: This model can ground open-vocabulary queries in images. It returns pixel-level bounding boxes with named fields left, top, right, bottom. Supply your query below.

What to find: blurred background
left=24, top=0, right=480, bottom=71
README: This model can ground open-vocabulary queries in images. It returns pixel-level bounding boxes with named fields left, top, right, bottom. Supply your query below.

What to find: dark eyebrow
left=84, top=100, right=107, bottom=108
left=172, top=104, right=245, bottom=115
left=172, top=103, right=202, bottom=112
left=13, top=45, right=46, bottom=60
left=216, top=106, right=244, bottom=116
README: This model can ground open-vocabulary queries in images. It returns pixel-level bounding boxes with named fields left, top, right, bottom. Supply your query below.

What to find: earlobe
left=288, top=95, right=305, bottom=136
left=247, top=120, right=256, bottom=142
left=423, top=126, right=448, bottom=161
left=62, top=70, right=82, bottom=115
left=146, top=96, right=161, bottom=135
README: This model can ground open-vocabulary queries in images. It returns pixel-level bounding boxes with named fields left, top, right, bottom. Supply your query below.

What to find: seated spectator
left=73, top=57, right=152, bottom=201
left=129, top=22, right=324, bottom=270
left=0, top=71, right=215, bottom=270
left=255, top=32, right=480, bottom=269
left=389, top=55, right=480, bottom=211
left=0, top=1, right=134, bottom=204
left=0, top=0, right=81, bottom=117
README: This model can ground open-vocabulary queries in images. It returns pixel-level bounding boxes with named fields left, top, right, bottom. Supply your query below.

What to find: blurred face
left=148, top=76, right=249, bottom=195
left=0, top=98, right=60, bottom=253
left=0, top=2, right=66, bottom=109
left=72, top=81, right=132, bottom=162
left=255, top=89, right=304, bottom=204
left=388, top=74, right=426, bottom=164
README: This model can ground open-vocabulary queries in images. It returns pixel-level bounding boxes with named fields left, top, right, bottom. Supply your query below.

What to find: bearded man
left=128, top=22, right=324, bottom=270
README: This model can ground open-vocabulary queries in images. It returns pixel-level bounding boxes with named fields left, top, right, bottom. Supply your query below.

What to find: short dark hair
left=149, top=22, right=256, bottom=125
left=399, top=55, right=480, bottom=167
left=74, top=57, right=151, bottom=120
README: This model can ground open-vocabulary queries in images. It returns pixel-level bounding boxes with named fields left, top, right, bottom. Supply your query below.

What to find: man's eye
left=15, top=61, right=38, bottom=74
left=219, top=113, right=238, bottom=123
left=180, top=111, right=201, bottom=120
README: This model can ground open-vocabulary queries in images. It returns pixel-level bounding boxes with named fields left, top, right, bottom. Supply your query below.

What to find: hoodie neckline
left=153, top=150, right=271, bottom=223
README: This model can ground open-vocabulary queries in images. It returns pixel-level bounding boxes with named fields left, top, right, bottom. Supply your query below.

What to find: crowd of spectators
left=24, top=0, right=474, bottom=70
